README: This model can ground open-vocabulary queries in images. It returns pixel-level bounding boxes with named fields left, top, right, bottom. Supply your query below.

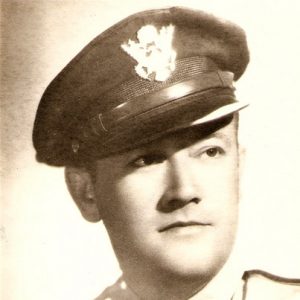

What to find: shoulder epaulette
left=242, top=269, right=300, bottom=300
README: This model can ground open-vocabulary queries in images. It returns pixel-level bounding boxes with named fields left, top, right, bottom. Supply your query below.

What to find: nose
left=157, top=153, right=201, bottom=213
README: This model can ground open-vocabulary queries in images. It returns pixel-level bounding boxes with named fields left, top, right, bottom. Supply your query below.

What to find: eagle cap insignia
left=121, top=24, right=176, bottom=81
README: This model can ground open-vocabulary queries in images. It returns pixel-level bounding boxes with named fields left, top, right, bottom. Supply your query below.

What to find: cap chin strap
left=91, top=70, right=235, bottom=134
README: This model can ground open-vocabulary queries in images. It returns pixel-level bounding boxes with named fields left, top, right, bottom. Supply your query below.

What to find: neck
left=189, top=255, right=244, bottom=300
left=122, top=247, right=244, bottom=300
left=124, top=270, right=210, bottom=300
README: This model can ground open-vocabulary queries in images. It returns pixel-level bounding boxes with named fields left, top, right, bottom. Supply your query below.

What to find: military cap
left=33, top=6, right=249, bottom=166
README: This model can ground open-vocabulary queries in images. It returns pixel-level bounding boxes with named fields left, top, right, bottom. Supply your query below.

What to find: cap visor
left=190, top=101, right=248, bottom=126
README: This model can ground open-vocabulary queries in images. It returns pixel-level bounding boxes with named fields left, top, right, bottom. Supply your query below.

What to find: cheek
left=199, top=162, right=239, bottom=257
left=118, top=172, right=166, bottom=222
left=200, top=157, right=239, bottom=220
left=98, top=170, right=165, bottom=230
left=97, top=172, right=166, bottom=262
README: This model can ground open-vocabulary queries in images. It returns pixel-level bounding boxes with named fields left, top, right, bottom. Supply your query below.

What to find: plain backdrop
left=1, top=1, right=300, bottom=299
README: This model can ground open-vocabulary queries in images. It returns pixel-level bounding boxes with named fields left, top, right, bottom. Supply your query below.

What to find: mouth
left=158, top=221, right=212, bottom=233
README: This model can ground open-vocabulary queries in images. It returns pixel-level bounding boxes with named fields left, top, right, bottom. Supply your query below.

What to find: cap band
left=91, top=70, right=234, bottom=133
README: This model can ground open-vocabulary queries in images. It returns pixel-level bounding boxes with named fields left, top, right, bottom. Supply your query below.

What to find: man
left=32, top=6, right=300, bottom=300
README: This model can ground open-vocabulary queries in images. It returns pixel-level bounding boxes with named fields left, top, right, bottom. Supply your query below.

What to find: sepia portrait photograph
left=1, top=1, right=300, bottom=299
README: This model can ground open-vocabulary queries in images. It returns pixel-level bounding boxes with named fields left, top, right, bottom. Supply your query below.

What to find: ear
left=65, top=166, right=101, bottom=223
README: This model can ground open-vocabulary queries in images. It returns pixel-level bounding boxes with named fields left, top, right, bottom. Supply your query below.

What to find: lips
left=158, top=221, right=211, bottom=233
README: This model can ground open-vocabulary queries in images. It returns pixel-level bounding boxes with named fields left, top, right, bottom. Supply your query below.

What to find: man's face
left=93, top=117, right=240, bottom=283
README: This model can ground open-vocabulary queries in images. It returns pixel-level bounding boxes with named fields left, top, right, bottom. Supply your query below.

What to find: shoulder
left=241, top=269, right=300, bottom=300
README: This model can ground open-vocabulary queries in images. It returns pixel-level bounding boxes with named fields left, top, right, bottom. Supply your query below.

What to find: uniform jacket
left=95, top=270, right=300, bottom=300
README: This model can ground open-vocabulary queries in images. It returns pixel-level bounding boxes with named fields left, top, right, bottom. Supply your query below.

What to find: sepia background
left=1, top=0, right=300, bottom=299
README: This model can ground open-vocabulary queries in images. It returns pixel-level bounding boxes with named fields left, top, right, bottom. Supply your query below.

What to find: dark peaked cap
left=33, top=6, right=249, bottom=166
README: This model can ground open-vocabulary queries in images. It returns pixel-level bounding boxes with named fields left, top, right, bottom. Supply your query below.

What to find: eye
left=205, top=147, right=223, bottom=157
left=130, top=154, right=165, bottom=168
left=193, top=146, right=225, bottom=159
